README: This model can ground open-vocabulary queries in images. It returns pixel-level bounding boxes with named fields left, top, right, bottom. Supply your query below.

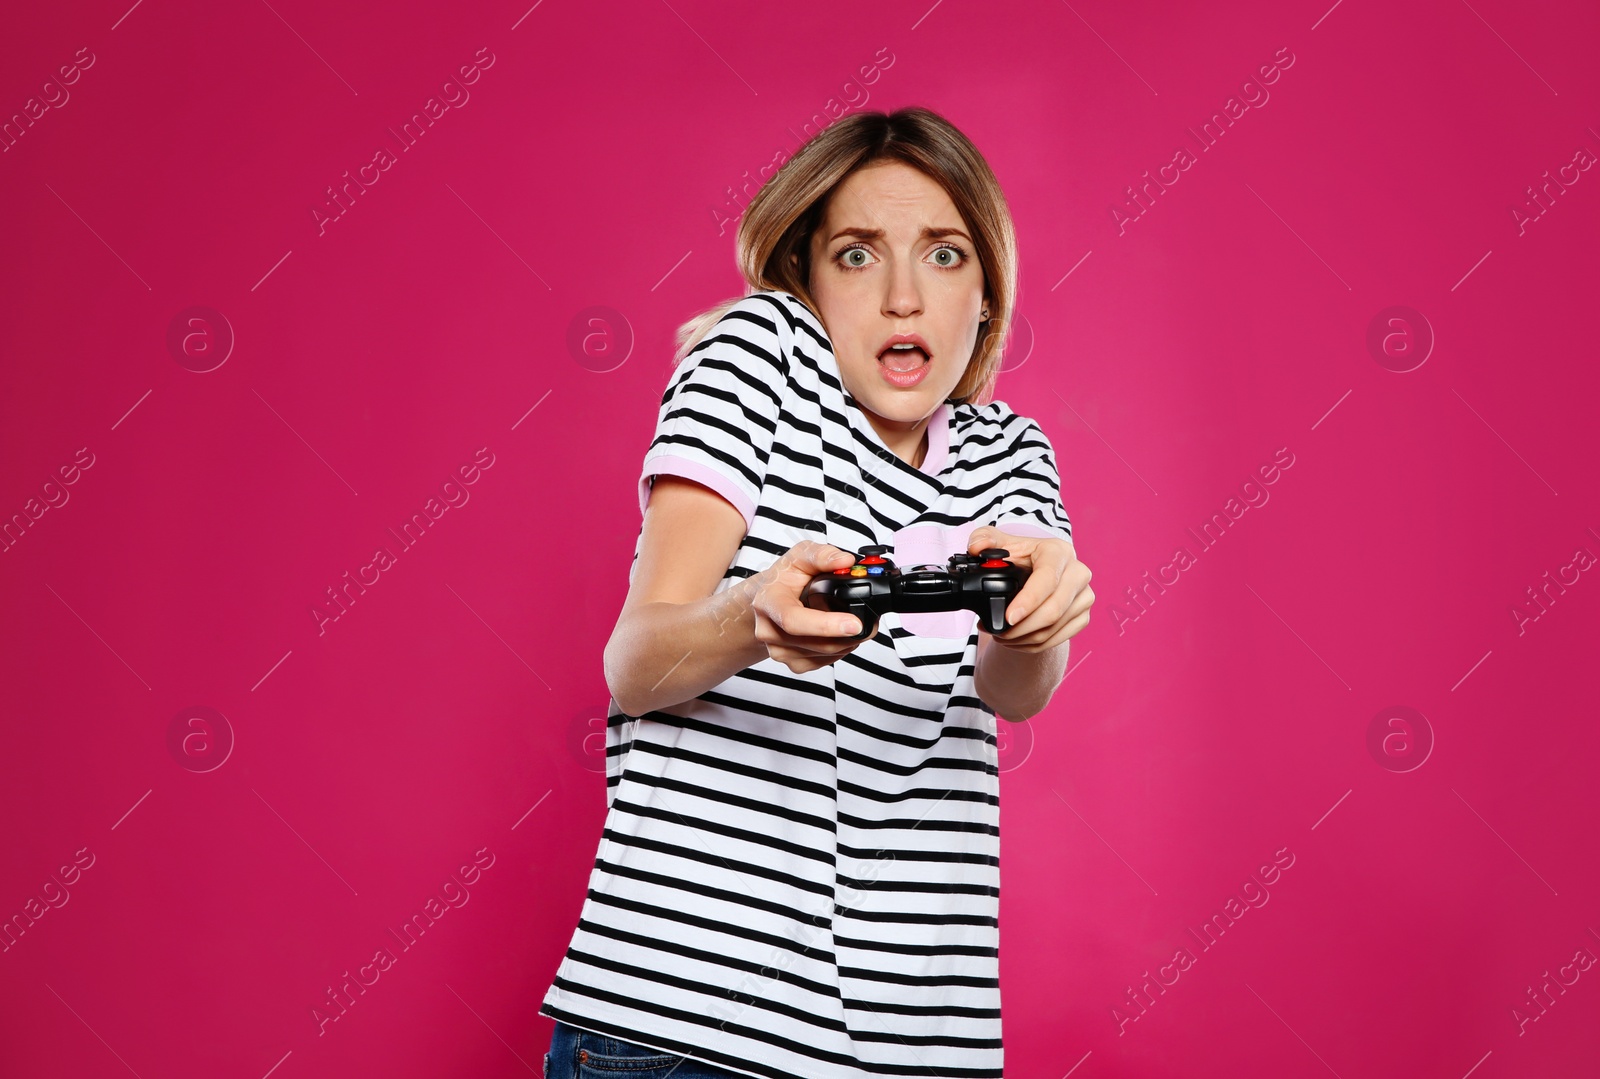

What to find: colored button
left=867, top=565, right=885, bottom=575
left=850, top=566, right=868, bottom=577
left=981, top=559, right=1008, bottom=568
left=832, top=567, right=851, bottom=574
left=860, top=555, right=886, bottom=565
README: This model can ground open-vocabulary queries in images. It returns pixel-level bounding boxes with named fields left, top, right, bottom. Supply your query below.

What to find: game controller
left=802, top=544, right=1031, bottom=641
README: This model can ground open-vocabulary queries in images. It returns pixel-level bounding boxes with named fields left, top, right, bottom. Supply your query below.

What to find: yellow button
left=850, top=566, right=867, bottom=577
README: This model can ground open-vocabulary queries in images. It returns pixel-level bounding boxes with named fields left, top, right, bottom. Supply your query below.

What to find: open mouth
left=878, top=344, right=930, bottom=387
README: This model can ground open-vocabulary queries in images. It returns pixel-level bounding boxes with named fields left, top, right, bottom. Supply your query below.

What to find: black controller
left=802, top=544, right=1031, bottom=641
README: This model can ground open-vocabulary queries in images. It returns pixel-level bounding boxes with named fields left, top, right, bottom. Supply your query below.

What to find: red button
left=860, top=555, right=885, bottom=564
left=833, top=567, right=851, bottom=574
left=981, top=559, right=1008, bottom=567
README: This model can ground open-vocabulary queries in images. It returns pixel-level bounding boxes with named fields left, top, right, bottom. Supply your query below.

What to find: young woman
left=540, top=106, right=1095, bottom=1079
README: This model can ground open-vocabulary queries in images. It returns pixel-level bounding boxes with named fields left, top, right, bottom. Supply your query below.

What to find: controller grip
left=979, top=595, right=1012, bottom=635
left=840, top=603, right=877, bottom=641
left=802, top=585, right=877, bottom=641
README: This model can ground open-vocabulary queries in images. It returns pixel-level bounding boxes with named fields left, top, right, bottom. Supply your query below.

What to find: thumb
left=970, top=526, right=1026, bottom=555
left=797, top=541, right=856, bottom=572
left=824, top=545, right=857, bottom=568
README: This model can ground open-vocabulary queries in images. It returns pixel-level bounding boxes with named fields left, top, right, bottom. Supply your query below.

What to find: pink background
left=3, top=0, right=1597, bottom=1075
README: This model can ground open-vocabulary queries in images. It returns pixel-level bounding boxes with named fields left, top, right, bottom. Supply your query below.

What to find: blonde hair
left=671, top=106, right=1018, bottom=407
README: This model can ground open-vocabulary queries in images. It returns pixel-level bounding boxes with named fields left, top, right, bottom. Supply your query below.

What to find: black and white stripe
left=541, top=290, right=1073, bottom=1079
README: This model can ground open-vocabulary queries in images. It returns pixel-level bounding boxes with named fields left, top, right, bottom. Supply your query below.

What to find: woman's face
left=803, top=160, right=987, bottom=443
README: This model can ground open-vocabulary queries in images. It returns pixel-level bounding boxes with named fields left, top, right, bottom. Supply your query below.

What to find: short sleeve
left=989, top=417, right=1075, bottom=547
left=638, top=294, right=788, bottom=532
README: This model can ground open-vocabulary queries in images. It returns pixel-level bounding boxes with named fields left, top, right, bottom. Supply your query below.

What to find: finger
left=994, top=599, right=1092, bottom=652
left=786, top=653, right=851, bottom=673
left=968, top=526, right=1025, bottom=555
left=773, top=650, right=827, bottom=674
left=780, top=631, right=866, bottom=654
left=1002, top=570, right=1056, bottom=630
left=761, top=626, right=864, bottom=662
left=992, top=617, right=1062, bottom=651
left=992, top=617, right=1055, bottom=647
left=1033, top=608, right=1091, bottom=651
left=1010, top=620, right=1078, bottom=655
left=769, top=639, right=863, bottom=670
left=976, top=525, right=1042, bottom=555
left=1006, top=544, right=1087, bottom=626
left=767, top=597, right=865, bottom=639
left=772, top=545, right=858, bottom=603
left=1002, top=584, right=1092, bottom=645
left=764, top=564, right=860, bottom=629
left=788, top=542, right=857, bottom=576
left=995, top=581, right=1076, bottom=642
left=1002, top=557, right=1071, bottom=632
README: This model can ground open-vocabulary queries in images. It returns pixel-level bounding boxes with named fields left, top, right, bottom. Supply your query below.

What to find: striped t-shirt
left=540, top=290, right=1074, bottom=1079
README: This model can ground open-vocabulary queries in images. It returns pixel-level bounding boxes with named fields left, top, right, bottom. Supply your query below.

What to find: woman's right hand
left=747, top=540, right=871, bottom=674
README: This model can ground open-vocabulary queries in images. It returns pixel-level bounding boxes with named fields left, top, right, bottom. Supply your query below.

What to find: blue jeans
left=544, top=1020, right=749, bottom=1079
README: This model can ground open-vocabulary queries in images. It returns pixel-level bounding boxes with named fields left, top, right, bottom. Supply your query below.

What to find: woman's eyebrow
left=826, top=225, right=973, bottom=243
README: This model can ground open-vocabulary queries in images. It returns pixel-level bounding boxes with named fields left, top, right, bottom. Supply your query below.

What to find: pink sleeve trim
left=919, top=402, right=953, bottom=476
left=639, top=454, right=757, bottom=532
left=995, top=518, right=1074, bottom=545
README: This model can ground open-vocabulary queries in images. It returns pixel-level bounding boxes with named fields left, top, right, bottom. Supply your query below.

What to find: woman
left=541, top=106, right=1095, bottom=1079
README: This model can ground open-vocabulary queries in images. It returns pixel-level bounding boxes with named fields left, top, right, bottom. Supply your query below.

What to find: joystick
left=803, top=545, right=1031, bottom=641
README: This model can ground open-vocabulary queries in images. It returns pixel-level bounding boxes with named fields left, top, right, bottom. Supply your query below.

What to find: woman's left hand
left=965, top=526, right=1094, bottom=653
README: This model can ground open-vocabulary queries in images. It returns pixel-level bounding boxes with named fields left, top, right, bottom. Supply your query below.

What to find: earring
left=981, top=309, right=990, bottom=320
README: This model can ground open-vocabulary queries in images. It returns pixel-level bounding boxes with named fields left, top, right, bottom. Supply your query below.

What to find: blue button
left=867, top=565, right=885, bottom=575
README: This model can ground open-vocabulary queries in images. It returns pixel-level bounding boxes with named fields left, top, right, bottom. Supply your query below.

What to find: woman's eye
left=832, top=243, right=967, bottom=271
